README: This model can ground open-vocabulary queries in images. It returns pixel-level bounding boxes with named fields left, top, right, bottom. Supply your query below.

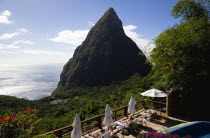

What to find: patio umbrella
left=141, top=88, right=167, bottom=97
left=103, top=104, right=114, bottom=127
left=127, top=96, right=137, bottom=114
left=71, top=113, right=82, bottom=138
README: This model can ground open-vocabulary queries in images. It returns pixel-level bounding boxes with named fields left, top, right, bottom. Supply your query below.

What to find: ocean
left=0, top=64, right=63, bottom=100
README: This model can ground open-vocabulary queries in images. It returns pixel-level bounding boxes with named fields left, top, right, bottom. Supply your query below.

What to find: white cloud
left=6, top=45, right=19, bottom=49
left=0, top=33, right=17, bottom=40
left=0, top=10, right=13, bottom=24
left=88, top=21, right=95, bottom=27
left=123, top=25, right=155, bottom=56
left=0, top=28, right=28, bottom=40
left=0, top=49, right=71, bottom=65
left=21, top=50, right=70, bottom=56
left=50, top=30, right=89, bottom=46
left=0, top=49, right=70, bottom=57
left=18, top=28, right=28, bottom=33
left=2, top=10, right=11, bottom=16
left=123, top=25, right=137, bottom=32
left=13, top=40, right=33, bottom=45
left=123, top=25, right=148, bottom=49
left=0, top=44, right=19, bottom=49
left=0, top=40, right=33, bottom=50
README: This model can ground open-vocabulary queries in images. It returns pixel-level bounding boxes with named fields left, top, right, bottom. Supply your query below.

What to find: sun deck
left=82, top=109, right=185, bottom=138
left=41, top=99, right=187, bottom=138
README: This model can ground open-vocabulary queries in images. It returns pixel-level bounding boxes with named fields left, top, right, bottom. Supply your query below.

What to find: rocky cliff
left=56, top=8, right=151, bottom=89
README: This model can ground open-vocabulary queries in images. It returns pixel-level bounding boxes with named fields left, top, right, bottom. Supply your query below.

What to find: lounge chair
left=113, top=122, right=126, bottom=128
left=132, top=118, right=139, bottom=124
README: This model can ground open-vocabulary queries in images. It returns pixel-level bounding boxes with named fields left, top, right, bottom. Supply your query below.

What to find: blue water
left=168, top=122, right=210, bottom=138
left=0, top=64, right=63, bottom=100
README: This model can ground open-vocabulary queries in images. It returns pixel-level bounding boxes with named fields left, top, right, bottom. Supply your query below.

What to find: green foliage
left=0, top=73, right=156, bottom=137
left=0, top=95, right=34, bottom=115
left=150, top=0, right=210, bottom=92
left=149, top=0, right=210, bottom=120
left=0, top=109, right=41, bottom=138
left=171, top=0, right=209, bottom=21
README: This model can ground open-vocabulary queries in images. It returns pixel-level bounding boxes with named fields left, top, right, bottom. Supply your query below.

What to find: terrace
left=41, top=99, right=187, bottom=138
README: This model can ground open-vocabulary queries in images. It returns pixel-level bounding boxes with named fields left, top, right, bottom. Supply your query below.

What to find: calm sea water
left=0, top=64, right=63, bottom=100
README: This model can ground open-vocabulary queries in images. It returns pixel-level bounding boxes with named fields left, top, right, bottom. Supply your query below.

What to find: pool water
left=167, top=121, right=210, bottom=138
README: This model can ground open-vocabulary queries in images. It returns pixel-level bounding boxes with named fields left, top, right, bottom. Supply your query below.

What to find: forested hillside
left=0, top=73, right=156, bottom=136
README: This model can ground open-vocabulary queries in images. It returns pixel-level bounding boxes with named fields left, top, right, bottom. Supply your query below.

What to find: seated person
left=109, top=125, right=118, bottom=135
left=128, top=116, right=134, bottom=121
left=139, top=116, right=150, bottom=126
left=125, top=116, right=134, bottom=125
left=101, top=131, right=111, bottom=138
left=98, top=129, right=106, bottom=138
left=128, top=117, right=140, bottom=124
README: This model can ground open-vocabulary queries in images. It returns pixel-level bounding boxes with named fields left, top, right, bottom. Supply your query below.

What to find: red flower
left=0, top=116, right=5, bottom=120
left=24, top=109, right=36, bottom=113
left=11, top=115, right=18, bottom=119
left=0, top=116, right=6, bottom=124
left=0, top=119, right=6, bottom=124
left=7, top=115, right=18, bottom=123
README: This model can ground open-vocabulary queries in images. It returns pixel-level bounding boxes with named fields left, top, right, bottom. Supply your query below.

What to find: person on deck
left=139, top=116, right=150, bottom=126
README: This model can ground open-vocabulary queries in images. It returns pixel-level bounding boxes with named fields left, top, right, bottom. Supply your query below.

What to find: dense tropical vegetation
left=150, top=0, right=210, bottom=119
left=150, top=0, right=210, bottom=91
left=0, top=0, right=209, bottom=137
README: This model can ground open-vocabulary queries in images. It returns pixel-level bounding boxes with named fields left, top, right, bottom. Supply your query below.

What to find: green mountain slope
left=55, top=8, right=151, bottom=90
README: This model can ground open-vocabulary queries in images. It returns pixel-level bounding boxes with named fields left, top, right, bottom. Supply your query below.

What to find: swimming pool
left=167, top=121, right=210, bottom=138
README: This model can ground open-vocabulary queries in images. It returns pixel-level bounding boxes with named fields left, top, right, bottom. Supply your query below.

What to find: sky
left=0, top=0, right=180, bottom=65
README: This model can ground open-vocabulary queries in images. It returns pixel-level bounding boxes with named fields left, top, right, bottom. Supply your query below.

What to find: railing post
left=97, top=116, right=102, bottom=129
left=81, top=121, right=83, bottom=133
left=142, top=100, right=146, bottom=109
left=54, top=130, right=62, bottom=138
left=124, top=106, right=128, bottom=117
left=114, top=111, right=117, bottom=121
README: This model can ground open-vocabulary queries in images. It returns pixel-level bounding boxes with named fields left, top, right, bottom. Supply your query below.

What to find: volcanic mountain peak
left=54, top=8, right=151, bottom=90
left=96, top=8, right=121, bottom=25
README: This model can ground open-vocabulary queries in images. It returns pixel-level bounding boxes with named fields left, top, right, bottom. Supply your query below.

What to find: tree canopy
left=171, top=0, right=209, bottom=21
left=150, top=0, right=210, bottom=92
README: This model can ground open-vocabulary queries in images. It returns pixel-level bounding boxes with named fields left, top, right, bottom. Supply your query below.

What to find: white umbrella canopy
left=141, top=88, right=167, bottom=97
left=127, top=96, right=137, bottom=114
left=103, top=104, right=114, bottom=126
left=71, top=113, right=82, bottom=138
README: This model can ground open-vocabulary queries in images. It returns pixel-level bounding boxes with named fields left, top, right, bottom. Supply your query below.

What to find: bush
left=0, top=109, right=41, bottom=138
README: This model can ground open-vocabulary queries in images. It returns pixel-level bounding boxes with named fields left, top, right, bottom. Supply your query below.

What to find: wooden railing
left=41, top=99, right=166, bottom=138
